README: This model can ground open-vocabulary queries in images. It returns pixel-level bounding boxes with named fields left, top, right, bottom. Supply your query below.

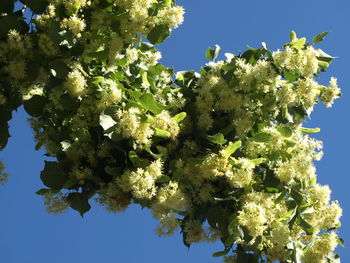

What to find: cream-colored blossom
left=307, top=184, right=331, bottom=207
left=116, top=108, right=154, bottom=144
left=65, top=69, right=86, bottom=96
left=43, top=191, right=69, bottom=215
left=320, top=77, right=341, bottom=107
left=7, top=60, right=26, bottom=80
left=184, top=220, right=205, bottom=243
left=117, top=160, right=163, bottom=200
left=101, top=79, right=122, bottom=105
left=273, top=46, right=319, bottom=77
left=318, top=201, right=342, bottom=230
left=64, top=0, right=87, bottom=13
left=156, top=213, right=179, bottom=236
left=61, top=15, right=86, bottom=35
left=269, top=222, right=290, bottom=245
left=238, top=202, right=267, bottom=237
left=303, top=232, right=339, bottom=263
left=155, top=6, right=184, bottom=28
left=225, top=158, right=255, bottom=188
left=38, top=33, right=57, bottom=56
left=153, top=111, right=180, bottom=138
left=156, top=181, right=188, bottom=210
left=95, top=183, right=130, bottom=212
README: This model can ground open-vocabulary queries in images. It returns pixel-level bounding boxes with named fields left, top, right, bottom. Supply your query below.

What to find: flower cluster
left=0, top=1, right=343, bottom=262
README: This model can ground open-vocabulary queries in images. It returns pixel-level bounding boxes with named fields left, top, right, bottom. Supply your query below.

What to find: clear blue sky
left=0, top=1, right=349, bottom=262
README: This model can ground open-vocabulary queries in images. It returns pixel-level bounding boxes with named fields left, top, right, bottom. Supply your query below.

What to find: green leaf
left=67, top=192, right=91, bottom=216
left=285, top=139, right=297, bottom=148
left=300, top=127, right=320, bottom=134
left=337, top=237, right=344, bottom=247
left=144, top=146, right=163, bottom=159
left=313, top=32, right=329, bottom=44
left=251, top=132, right=272, bottom=142
left=309, top=176, right=317, bottom=187
left=266, top=187, right=280, bottom=193
left=87, top=50, right=109, bottom=61
left=318, top=60, right=329, bottom=68
left=0, top=122, right=10, bottom=150
left=0, top=15, right=29, bottom=39
left=23, top=95, right=46, bottom=117
left=221, top=141, right=242, bottom=158
left=278, top=207, right=297, bottom=223
left=212, top=250, right=229, bottom=257
left=298, top=216, right=314, bottom=235
left=104, top=166, right=123, bottom=176
left=290, top=30, right=297, bottom=42
left=139, top=42, right=154, bottom=52
left=108, top=132, right=123, bottom=142
left=127, top=89, right=143, bottom=100
left=40, top=161, right=68, bottom=189
left=236, top=248, right=259, bottom=263
left=290, top=189, right=305, bottom=205
left=284, top=70, right=300, bottom=81
left=99, top=113, right=117, bottom=131
left=140, top=115, right=154, bottom=124
left=26, top=60, right=41, bottom=82
left=21, top=0, right=48, bottom=13
left=60, top=94, right=79, bottom=111
left=156, top=175, right=171, bottom=183
left=49, top=60, right=69, bottom=79
left=277, top=126, right=292, bottom=137
left=162, top=0, right=172, bottom=8
left=88, top=76, right=104, bottom=86
left=0, top=105, right=12, bottom=123
left=138, top=93, right=166, bottom=114
left=206, top=206, right=228, bottom=234
left=315, top=49, right=335, bottom=63
left=35, top=188, right=53, bottom=195
left=0, top=0, right=14, bottom=14
left=172, top=168, right=184, bottom=181
left=147, top=24, right=170, bottom=45
left=206, top=44, right=221, bottom=60
left=326, top=252, right=340, bottom=263
left=251, top=158, right=266, bottom=165
left=62, top=176, right=78, bottom=189
left=154, top=128, right=171, bottom=138
left=171, top=112, right=187, bottom=123
left=228, top=219, right=244, bottom=240
left=141, top=72, right=150, bottom=87
left=128, top=151, right=141, bottom=166
left=292, top=37, right=306, bottom=50
left=207, top=133, right=227, bottom=145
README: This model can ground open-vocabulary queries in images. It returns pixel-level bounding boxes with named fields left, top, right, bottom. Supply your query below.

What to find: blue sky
left=0, top=0, right=349, bottom=262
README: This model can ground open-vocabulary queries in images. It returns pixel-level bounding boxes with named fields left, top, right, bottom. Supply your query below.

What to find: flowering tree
left=0, top=1, right=343, bottom=262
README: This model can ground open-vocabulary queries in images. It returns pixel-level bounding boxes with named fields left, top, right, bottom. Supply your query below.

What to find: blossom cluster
left=0, top=1, right=343, bottom=262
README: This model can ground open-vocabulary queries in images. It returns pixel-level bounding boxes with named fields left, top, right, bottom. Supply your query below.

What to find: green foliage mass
left=0, top=1, right=343, bottom=262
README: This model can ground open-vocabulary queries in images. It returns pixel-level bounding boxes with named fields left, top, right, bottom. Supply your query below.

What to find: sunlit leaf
left=313, top=32, right=329, bottom=44
left=206, top=44, right=221, bottom=60
left=147, top=25, right=170, bottom=45
left=207, top=133, right=227, bottom=145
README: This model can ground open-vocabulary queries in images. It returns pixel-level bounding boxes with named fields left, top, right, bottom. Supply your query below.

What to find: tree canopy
left=0, top=1, right=343, bottom=262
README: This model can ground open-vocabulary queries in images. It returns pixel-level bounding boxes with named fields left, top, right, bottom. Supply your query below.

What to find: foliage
left=0, top=1, right=343, bottom=262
